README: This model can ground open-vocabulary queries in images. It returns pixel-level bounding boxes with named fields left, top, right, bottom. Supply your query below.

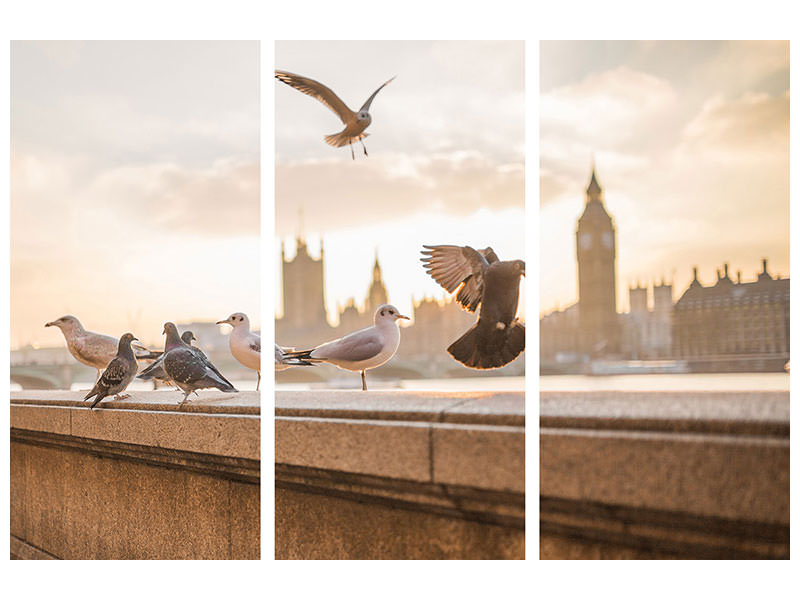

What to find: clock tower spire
left=576, top=163, right=619, bottom=355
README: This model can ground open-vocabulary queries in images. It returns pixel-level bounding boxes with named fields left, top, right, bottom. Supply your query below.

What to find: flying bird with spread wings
left=275, top=69, right=395, bottom=160
left=421, top=245, right=525, bottom=369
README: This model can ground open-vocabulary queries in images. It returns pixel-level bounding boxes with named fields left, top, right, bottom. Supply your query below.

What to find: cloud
left=541, top=66, right=677, bottom=143
left=276, top=151, right=523, bottom=235
left=679, top=91, right=789, bottom=160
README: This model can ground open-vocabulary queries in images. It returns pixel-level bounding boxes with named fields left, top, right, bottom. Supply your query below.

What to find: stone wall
left=540, top=390, right=789, bottom=559
left=275, top=390, right=525, bottom=559
left=10, top=390, right=260, bottom=560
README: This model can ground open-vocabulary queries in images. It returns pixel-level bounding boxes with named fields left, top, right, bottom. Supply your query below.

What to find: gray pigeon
left=421, top=244, right=525, bottom=369
left=84, top=333, right=139, bottom=409
left=160, top=322, right=237, bottom=403
left=138, top=330, right=199, bottom=386
left=46, top=315, right=161, bottom=382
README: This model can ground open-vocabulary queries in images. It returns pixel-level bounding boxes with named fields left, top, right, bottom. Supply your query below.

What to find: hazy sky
left=540, top=41, right=789, bottom=314
left=11, top=41, right=260, bottom=348
left=275, top=41, right=525, bottom=323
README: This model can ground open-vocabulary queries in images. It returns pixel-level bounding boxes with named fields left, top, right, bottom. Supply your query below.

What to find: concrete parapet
left=10, top=390, right=260, bottom=560
left=540, top=390, right=789, bottom=559
left=275, top=390, right=525, bottom=559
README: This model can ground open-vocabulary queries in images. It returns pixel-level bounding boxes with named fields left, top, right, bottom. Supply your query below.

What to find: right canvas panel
left=539, top=40, right=789, bottom=559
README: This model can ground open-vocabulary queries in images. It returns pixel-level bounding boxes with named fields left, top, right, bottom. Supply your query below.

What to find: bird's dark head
left=514, top=260, right=526, bottom=277
left=357, top=111, right=371, bottom=123
left=119, top=332, right=138, bottom=344
left=162, top=322, right=177, bottom=336
left=181, top=331, right=196, bottom=344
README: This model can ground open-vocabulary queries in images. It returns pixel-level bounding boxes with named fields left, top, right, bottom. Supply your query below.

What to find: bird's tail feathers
left=447, top=320, right=525, bottom=369
left=206, top=370, right=238, bottom=394
left=282, top=349, right=323, bottom=364
left=324, top=131, right=368, bottom=148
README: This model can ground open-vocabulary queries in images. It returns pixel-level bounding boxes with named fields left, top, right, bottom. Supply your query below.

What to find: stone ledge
left=11, top=391, right=260, bottom=461
left=540, top=390, right=789, bottom=559
left=276, top=391, right=524, bottom=492
left=276, top=391, right=525, bottom=559
left=11, top=391, right=260, bottom=559
left=276, top=390, right=524, bottom=426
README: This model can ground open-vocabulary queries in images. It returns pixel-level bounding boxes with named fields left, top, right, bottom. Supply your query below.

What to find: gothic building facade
left=672, top=260, right=789, bottom=363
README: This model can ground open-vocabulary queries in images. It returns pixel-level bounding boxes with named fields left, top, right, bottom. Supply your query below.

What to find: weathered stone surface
left=276, top=390, right=522, bottom=425
left=541, top=390, right=788, bottom=434
left=540, top=390, right=789, bottom=559
left=275, top=390, right=525, bottom=559
left=11, top=389, right=260, bottom=414
left=432, top=423, right=525, bottom=493
left=10, top=404, right=71, bottom=435
left=10, top=390, right=260, bottom=560
left=70, top=409, right=260, bottom=461
left=441, top=394, right=524, bottom=426
left=276, top=487, right=523, bottom=560
left=276, top=416, right=431, bottom=481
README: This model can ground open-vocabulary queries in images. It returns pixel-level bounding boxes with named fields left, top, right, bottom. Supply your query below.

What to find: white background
left=1, top=0, right=797, bottom=598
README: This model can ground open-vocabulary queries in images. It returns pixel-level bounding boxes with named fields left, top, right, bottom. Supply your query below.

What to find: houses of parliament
left=276, top=235, right=524, bottom=379
left=540, top=164, right=789, bottom=373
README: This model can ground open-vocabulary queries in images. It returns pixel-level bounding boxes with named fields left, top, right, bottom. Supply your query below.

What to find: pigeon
left=275, top=69, right=395, bottom=160
left=160, top=322, right=238, bottom=403
left=275, top=343, right=314, bottom=371
left=45, top=315, right=161, bottom=382
left=284, top=304, right=409, bottom=391
left=421, top=245, right=525, bottom=369
left=217, top=313, right=262, bottom=391
left=138, top=330, right=199, bottom=386
left=84, top=333, right=139, bottom=409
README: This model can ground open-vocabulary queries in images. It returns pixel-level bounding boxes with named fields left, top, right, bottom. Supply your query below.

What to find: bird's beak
left=45, top=321, right=54, bottom=327
left=398, top=314, right=410, bottom=320
left=162, top=325, right=167, bottom=335
left=216, top=319, right=230, bottom=325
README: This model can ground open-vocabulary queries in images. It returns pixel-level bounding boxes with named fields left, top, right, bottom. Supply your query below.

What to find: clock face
left=579, top=232, right=592, bottom=249
left=602, top=231, right=613, bottom=248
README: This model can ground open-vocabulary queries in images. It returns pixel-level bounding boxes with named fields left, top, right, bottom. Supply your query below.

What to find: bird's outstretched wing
left=420, top=245, right=491, bottom=313
left=480, top=247, right=500, bottom=264
left=275, top=70, right=354, bottom=124
left=358, top=76, right=395, bottom=112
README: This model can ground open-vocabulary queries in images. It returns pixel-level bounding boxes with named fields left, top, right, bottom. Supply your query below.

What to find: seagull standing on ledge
left=45, top=315, right=160, bottom=382
left=275, top=69, right=395, bottom=160
left=283, top=304, right=409, bottom=391
left=84, top=333, right=139, bottom=409
left=217, top=313, right=262, bottom=391
left=421, top=245, right=525, bottom=369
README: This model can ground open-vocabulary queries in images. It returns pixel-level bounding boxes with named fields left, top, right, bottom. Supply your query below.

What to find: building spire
left=586, top=160, right=603, bottom=202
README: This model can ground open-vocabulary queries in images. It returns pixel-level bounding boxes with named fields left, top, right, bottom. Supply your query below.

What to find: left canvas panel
left=9, top=41, right=261, bottom=560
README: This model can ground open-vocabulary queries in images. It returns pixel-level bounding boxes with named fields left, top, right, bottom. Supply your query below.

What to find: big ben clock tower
left=576, top=164, right=619, bottom=355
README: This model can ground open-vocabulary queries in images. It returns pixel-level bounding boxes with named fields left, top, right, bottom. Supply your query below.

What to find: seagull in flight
left=275, top=69, right=395, bottom=160
left=283, top=304, right=409, bottom=391
left=421, top=245, right=525, bottom=369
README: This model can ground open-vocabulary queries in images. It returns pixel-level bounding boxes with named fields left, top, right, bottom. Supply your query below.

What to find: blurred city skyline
left=275, top=41, right=525, bottom=323
left=11, top=41, right=260, bottom=349
left=540, top=41, right=789, bottom=315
